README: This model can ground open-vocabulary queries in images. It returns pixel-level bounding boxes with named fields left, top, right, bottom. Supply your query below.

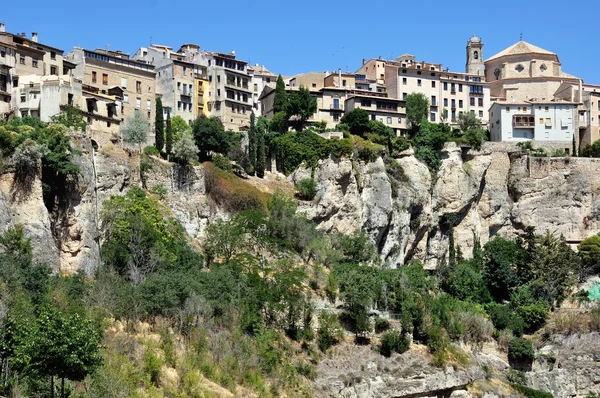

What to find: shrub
left=455, top=311, right=493, bottom=350
left=150, top=184, right=168, bottom=200
left=317, top=312, right=342, bottom=352
left=379, top=330, right=410, bottom=357
left=295, top=178, right=317, bottom=200
left=414, top=145, right=441, bottom=175
left=212, top=153, right=232, bottom=171
left=374, top=317, right=391, bottom=334
left=551, top=148, right=567, bottom=157
left=204, top=163, right=268, bottom=213
left=510, top=383, right=553, bottom=398
left=552, top=312, right=589, bottom=335
left=353, top=136, right=383, bottom=162
left=487, top=303, right=525, bottom=337
left=508, top=337, right=534, bottom=367
left=497, top=329, right=514, bottom=352
left=144, top=145, right=160, bottom=156
left=516, top=303, right=549, bottom=334
left=507, top=368, right=527, bottom=385
left=591, top=306, right=600, bottom=332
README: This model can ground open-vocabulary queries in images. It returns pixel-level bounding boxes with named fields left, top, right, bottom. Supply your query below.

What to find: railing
left=513, top=121, right=535, bottom=127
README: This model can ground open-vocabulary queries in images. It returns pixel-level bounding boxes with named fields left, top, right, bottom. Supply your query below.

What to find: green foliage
left=121, top=110, right=149, bottom=149
left=256, top=116, right=267, bottom=178
left=353, top=136, right=384, bottom=162
left=414, top=146, right=441, bottom=175
left=374, top=317, right=391, bottom=334
left=340, top=109, right=370, bottom=137
left=295, top=178, right=317, bottom=200
left=515, top=302, right=549, bottom=334
left=486, top=304, right=525, bottom=336
left=406, top=93, right=429, bottom=133
left=508, top=337, right=534, bottom=364
left=50, top=105, right=87, bottom=130
left=247, top=112, right=257, bottom=175
left=581, top=139, right=600, bottom=157
left=274, top=75, right=287, bottom=115
left=212, top=153, right=232, bottom=171
left=170, top=115, right=189, bottom=143
left=270, top=111, right=288, bottom=134
left=483, top=237, right=524, bottom=302
left=172, top=129, right=199, bottom=164
left=449, top=260, right=492, bottom=304
left=165, top=110, right=173, bottom=155
left=579, top=235, right=600, bottom=275
left=284, top=87, right=317, bottom=131
left=150, top=184, right=168, bottom=200
left=144, top=145, right=160, bottom=156
left=510, top=383, right=554, bottom=398
left=191, top=116, right=235, bottom=160
left=155, top=97, right=165, bottom=151
left=457, top=111, right=481, bottom=133
left=317, top=312, right=342, bottom=352
left=378, top=330, right=410, bottom=357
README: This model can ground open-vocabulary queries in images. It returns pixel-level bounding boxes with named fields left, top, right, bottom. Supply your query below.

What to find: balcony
left=513, top=116, right=535, bottom=128
left=450, top=90, right=456, bottom=94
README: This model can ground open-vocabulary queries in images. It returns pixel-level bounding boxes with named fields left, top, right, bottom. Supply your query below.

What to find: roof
left=486, top=41, right=557, bottom=62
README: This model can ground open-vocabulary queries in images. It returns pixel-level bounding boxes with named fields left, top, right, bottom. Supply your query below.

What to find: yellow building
left=195, top=76, right=209, bottom=117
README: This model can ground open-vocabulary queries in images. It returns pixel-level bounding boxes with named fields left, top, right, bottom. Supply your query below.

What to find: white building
left=489, top=101, right=576, bottom=144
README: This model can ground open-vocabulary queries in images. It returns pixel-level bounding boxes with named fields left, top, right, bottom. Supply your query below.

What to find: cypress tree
left=248, top=112, right=257, bottom=175
left=165, top=110, right=173, bottom=156
left=572, top=134, right=577, bottom=157
left=256, top=119, right=266, bottom=178
left=155, top=97, right=164, bottom=151
left=273, top=75, right=287, bottom=114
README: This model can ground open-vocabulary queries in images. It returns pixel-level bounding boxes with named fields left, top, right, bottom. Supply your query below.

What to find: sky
left=3, top=0, right=600, bottom=83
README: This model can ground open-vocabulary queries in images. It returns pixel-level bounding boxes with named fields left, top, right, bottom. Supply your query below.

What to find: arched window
left=474, top=51, right=479, bottom=60
left=494, top=68, right=501, bottom=80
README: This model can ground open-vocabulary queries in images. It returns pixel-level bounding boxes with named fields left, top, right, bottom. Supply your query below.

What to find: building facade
left=489, top=101, right=576, bottom=145
left=66, top=47, right=156, bottom=144
left=248, top=64, right=276, bottom=116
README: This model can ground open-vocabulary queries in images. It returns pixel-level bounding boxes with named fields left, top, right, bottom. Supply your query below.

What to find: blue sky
left=4, top=0, right=599, bottom=83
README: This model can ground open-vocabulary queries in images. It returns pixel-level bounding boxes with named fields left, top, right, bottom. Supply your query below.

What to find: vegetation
left=165, top=109, right=173, bottom=156
left=191, top=116, right=237, bottom=161
left=406, top=93, right=429, bottom=133
left=155, top=96, right=164, bottom=152
left=171, top=129, right=199, bottom=164
left=295, top=178, right=317, bottom=200
left=285, top=87, right=317, bottom=131
left=121, top=110, right=150, bottom=152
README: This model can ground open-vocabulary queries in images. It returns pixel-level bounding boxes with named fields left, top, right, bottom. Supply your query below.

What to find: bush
left=374, top=317, right=391, bottom=334
left=144, top=145, right=160, bottom=156
left=487, top=303, right=525, bottom=337
left=378, top=330, right=410, bottom=357
left=150, top=184, right=168, bottom=200
left=414, top=146, right=441, bottom=175
left=353, top=136, right=383, bottom=162
left=516, top=303, right=549, bottom=334
left=317, top=312, right=342, bottom=352
left=455, top=311, right=493, bottom=350
left=212, top=153, right=232, bottom=171
left=295, top=178, right=317, bottom=200
left=510, top=383, right=553, bottom=398
left=508, top=337, right=534, bottom=367
left=204, top=163, right=268, bottom=213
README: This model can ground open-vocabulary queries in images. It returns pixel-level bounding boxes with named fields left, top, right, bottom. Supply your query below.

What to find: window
left=147, top=111, right=151, bottom=118
left=451, top=83, right=456, bottom=93
left=458, top=84, right=463, bottom=92
left=443, top=98, right=448, bottom=107
left=402, top=69, right=407, bottom=73
left=92, top=71, right=97, bottom=83
left=515, top=64, right=524, bottom=73
left=387, top=117, right=392, bottom=124
left=342, top=79, right=346, bottom=86
left=20, top=95, right=25, bottom=103
left=478, top=98, right=483, bottom=107
left=459, top=100, right=463, bottom=108
left=417, top=71, right=421, bottom=75
left=398, top=118, right=402, bottom=123
left=177, top=82, right=181, bottom=90
left=136, top=98, right=141, bottom=108
left=50, top=51, right=56, bottom=60
left=430, top=112, right=435, bottom=122
left=183, top=66, right=187, bottom=76
left=417, top=79, right=422, bottom=86
left=361, top=99, right=371, bottom=107
left=123, top=94, right=129, bottom=103
left=102, top=73, right=108, bottom=85
left=431, top=81, right=436, bottom=88
left=32, top=58, right=38, bottom=68
left=539, top=118, right=543, bottom=124
left=479, top=110, right=483, bottom=117
left=451, top=110, right=456, bottom=121
left=312, top=83, right=316, bottom=88
left=402, top=93, right=407, bottom=99
left=50, top=66, right=57, bottom=75
left=121, top=77, right=127, bottom=88
left=443, top=82, right=448, bottom=90
left=402, top=78, right=407, bottom=85
left=19, top=55, right=25, bottom=64
left=451, top=99, right=456, bottom=108
left=146, top=99, right=151, bottom=110
left=431, top=95, right=436, bottom=106
left=523, top=106, right=527, bottom=112
left=178, top=101, right=182, bottom=110
left=333, top=113, right=339, bottom=122
left=0, top=50, right=5, bottom=58
left=416, top=65, right=421, bottom=70
left=506, top=107, right=510, bottom=112
left=371, top=114, right=376, bottom=121
left=545, top=118, right=552, bottom=127
left=545, top=106, right=549, bottom=112
left=540, top=64, right=547, bottom=72
left=474, top=51, right=479, bottom=60
left=470, top=97, right=475, bottom=106
left=136, top=81, right=142, bottom=93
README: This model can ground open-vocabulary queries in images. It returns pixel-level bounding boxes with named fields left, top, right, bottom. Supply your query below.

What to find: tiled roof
left=486, top=41, right=556, bottom=62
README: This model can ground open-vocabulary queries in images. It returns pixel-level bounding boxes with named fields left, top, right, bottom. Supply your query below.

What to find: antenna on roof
left=520, top=33, right=523, bottom=41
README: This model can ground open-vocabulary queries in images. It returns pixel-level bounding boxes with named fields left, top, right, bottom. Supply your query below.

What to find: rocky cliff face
left=293, top=142, right=600, bottom=268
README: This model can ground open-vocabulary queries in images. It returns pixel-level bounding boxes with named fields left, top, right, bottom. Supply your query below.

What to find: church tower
left=466, top=35, right=484, bottom=76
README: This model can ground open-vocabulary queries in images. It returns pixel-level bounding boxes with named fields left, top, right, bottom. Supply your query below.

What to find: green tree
left=191, top=116, right=232, bottom=160
left=121, top=110, right=149, bottom=152
left=405, top=93, right=429, bottom=133
left=165, top=110, right=173, bottom=156
left=340, top=108, right=370, bottom=137
left=457, top=111, right=481, bottom=133
left=155, top=97, right=164, bottom=152
left=284, top=87, right=317, bottom=131
left=483, top=237, right=524, bottom=302
left=50, top=105, right=87, bottom=130
left=26, top=307, right=103, bottom=398
left=171, top=115, right=190, bottom=143
left=579, top=235, right=600, bottom=275
left=572, top=135, right=577, bottom=157
left=256, top=116, right=267, bottom=178
left=270, top=111, right=289, bottom=134
left=172, top=130, right=199, bottom=164
left=273, top=74, right=287, bottom=114
left=247, top=112, right=257, bottom=175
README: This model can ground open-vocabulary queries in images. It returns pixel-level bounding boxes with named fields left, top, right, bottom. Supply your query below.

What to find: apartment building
left=178, top=45, right=252, bottom=131
left=489, top=101, right=576, bottom=147
left=384, top=54, right=490, bottom=126
left=248, top=64, right=276, bottom=116
left=0, top=24, right=16, bottom=115
left=66, top=47, right=156, bottom=143
left=133, top=45, right=206, bottom=124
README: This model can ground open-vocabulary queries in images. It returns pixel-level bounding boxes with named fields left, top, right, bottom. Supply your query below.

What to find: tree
left=256, top=116, right=267, bottom=178
left=457, top=111, right=481, bottom=133
left=440, top=108, right=449, bottom=126
left=270, top=111, right=288, bottom=134
left=191, top=116, right=232, bottom=160
left=284, top=87, right=317, bottom=131
left=273, top=74, right=287, bottom=114
left=171, top=115, right=190, bottom=143
left=50, top=105, right=87, bottom=130
left=405, top=93, right=429, bottom=133
left=572, top=135, right=577, bottom=157
left=165, top=110, right=173, bottom=156
left=340, top=109, right=370, bottom=137
left=579, top=235, right=600, bottom=275
left=26, top=307, right=103, bottom=398
left=155, top=97, right=164, bottom=152
left=247, top=112, right=257, bottom=175
left=121, top=110, right=149, bottom=152
left=483, top=237, right=524, bottom=302
left=172, top=129, right=199, bottom=164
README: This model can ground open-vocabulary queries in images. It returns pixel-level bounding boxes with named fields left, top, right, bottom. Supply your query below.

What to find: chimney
left=362, top=58, right=366, bottom=65
left=31, top=32, right=38, bottom=42
left=0, top=23, right=5, bottom=33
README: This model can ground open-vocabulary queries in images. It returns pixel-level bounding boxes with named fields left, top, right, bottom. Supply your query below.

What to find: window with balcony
left=333, top=98, right=340, bottom=109
left=513, top=115, right=535, bottom=127
left=451, top=83, right=456, bottom=93
left=136, top=81, right=142, bottom=93
left=102, top=74, right=108, bottom=85
left=92, top=71, right=97, bottom=83
left=451, top=110, right=456, bottom=121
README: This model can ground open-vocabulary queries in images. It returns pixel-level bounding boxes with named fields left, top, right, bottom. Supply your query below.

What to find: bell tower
left=466, top=35, right=484, bottom=76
